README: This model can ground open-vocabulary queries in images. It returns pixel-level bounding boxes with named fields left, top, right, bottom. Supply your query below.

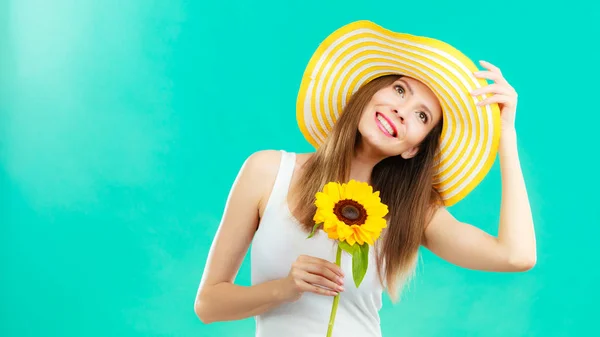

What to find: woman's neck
left=349, top=149, right=385, bottom=183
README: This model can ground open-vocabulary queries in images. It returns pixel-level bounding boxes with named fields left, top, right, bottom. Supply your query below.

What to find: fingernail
left=338, top=286, right=345, bottom=292
left=338, top=277, right=344, bottom=284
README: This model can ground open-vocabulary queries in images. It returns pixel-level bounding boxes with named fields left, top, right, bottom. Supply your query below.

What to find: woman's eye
left=394, top=85, right=405, bottom=96
left=418, top=111, right=428, bottom=123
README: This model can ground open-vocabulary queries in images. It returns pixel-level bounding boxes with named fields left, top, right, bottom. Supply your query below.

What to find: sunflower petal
left=345, top=181, right=357, bottom=200
left=357, top=227, right=374, bottom=245
left=370, top=231, right=382, bottom=242
left=351, top=225, right=365, bottom=245
left=323, top=182, right=342, bottom=202
left=363, top=217, right=387, bottom=231
left=346, top=234, right=356, bottom=246
left=327, top=230, right=340, bottom=240
left=361, top=182, right=374, bottom=196
left=314, top=208, right=334, bottom=225
left=315, top=192, right=335, bottom=210
left=352, top=189, right=370, bottom=206
left=337, top=221, right=352, bottom=240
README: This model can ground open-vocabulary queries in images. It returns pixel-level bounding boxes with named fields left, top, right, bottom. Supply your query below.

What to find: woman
left=194, top=21, right=536, bottom=336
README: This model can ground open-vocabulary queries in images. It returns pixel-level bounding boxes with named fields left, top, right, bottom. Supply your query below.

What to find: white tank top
left=251, top=150, right=384, bottom=337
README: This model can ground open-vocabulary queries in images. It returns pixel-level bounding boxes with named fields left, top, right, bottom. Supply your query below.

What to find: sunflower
left=307, top=180, right=389, bottom=336
left=313, top=180, right=388, bottom=246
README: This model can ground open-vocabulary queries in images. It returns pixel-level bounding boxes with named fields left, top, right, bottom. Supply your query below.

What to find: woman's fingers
left=298, top=255, right=344, bottom=277
left=470, top=83, right=514, bottom=97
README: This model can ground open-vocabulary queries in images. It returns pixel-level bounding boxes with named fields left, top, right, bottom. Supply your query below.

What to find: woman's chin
left=358, top=133, right=402, bottom=157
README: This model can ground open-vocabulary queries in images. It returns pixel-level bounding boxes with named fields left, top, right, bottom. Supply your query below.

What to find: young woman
left=194, top=21, right=536, bottom=337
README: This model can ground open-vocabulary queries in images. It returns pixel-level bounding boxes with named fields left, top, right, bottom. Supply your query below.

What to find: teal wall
left=2, top=0, right=599, bottom=336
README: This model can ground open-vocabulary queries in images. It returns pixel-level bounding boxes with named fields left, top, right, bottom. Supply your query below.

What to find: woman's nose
left=392, top=109, right=405, bottom=123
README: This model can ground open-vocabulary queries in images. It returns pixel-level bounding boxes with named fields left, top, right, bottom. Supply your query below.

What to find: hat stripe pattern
left=319, top=35, right=485, bottom=175
left=297, top=21, right=501, bottom=206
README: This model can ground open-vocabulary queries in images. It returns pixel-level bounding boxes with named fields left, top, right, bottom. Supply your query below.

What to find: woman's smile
left=375, top=112, right=397, bottom=138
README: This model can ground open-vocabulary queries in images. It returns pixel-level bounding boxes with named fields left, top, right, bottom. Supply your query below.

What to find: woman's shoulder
left=244, top=149, right=282, bottom=166
left=238, top=150, right=282, bottom=184
left=242, top=150, right=313, bottom=175
left=241, top=149, right=312, bottom=217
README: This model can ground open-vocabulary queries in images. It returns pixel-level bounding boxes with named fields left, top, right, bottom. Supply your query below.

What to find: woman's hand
left=471, top=60, right=519, bottom=132
left=279, top=255, right=345, bottom=302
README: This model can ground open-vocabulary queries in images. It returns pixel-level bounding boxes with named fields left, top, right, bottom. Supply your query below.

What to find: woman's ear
left=401, top=146, right=419, bottom=159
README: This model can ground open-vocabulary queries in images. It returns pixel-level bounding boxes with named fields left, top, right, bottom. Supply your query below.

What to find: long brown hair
left=290, top=74, right=444, bottom=302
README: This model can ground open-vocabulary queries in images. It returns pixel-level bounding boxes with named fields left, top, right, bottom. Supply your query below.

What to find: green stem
left=326, top=245, right=343, bottom=337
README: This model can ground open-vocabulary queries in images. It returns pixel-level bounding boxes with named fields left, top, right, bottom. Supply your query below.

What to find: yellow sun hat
left=296, top=20, right=501, bottom=206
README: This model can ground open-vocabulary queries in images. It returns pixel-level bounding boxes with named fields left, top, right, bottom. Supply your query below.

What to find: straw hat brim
left=296, top=20, right=501, bottom=206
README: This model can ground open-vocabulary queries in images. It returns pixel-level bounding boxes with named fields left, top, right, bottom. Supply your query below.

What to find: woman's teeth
left=377, top=114, right=396, bottom=137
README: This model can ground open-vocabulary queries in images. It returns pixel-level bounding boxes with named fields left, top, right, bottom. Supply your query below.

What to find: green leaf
left=351, top=243, right=369, bottom=287
left=338, top=240, right=357, bottom=255
left=307, top=222, right=322, bottom=239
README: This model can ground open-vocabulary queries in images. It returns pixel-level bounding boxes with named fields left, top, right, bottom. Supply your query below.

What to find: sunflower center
left=342, top=205, right=360, bottom=220
left=333, top=199, right=367, bottom=226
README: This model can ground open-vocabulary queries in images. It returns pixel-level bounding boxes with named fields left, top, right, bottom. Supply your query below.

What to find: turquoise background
left=2, top=0, right=599, bottom=336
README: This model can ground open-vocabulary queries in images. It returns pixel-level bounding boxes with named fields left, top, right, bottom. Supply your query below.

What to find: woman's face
left=357, top=76, right=443, bottom=158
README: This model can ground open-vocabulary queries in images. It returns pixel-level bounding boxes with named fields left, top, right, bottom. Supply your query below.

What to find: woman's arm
left=422, top=60, right=536, bottom=272
left=423, top=129, right=536, bottom=271
left=195, top=150, right=344, bottom=324
left=194, top=150, right=288, bottom=323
